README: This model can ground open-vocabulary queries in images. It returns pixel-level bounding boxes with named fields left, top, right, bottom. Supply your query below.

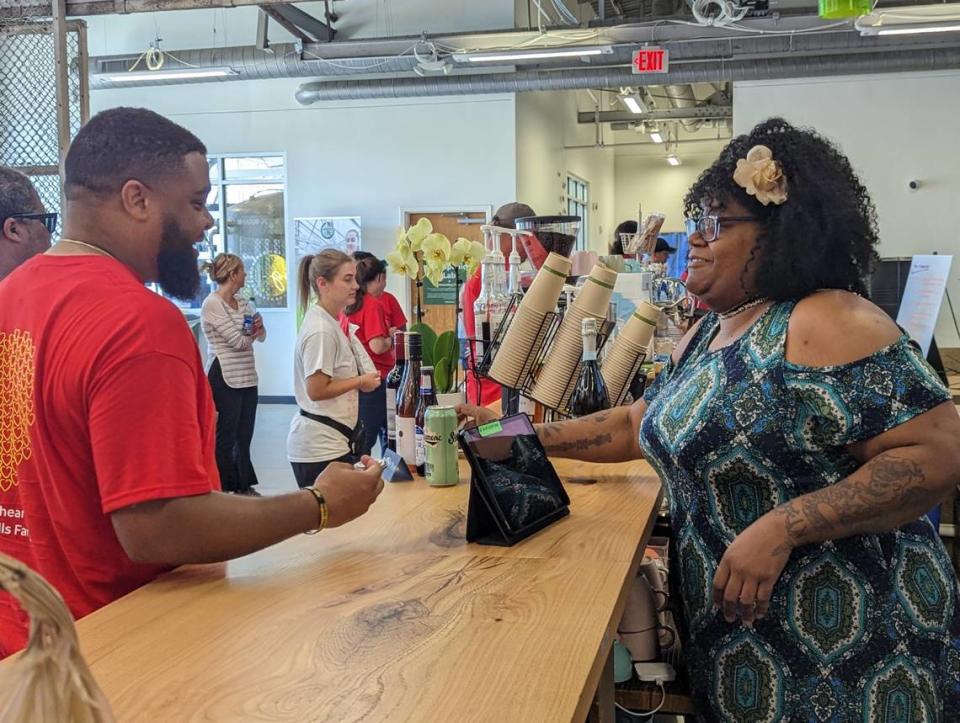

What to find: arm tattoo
left=543, top=433, right=614, bottom=455
left=774, top=453, right=927, bottom=549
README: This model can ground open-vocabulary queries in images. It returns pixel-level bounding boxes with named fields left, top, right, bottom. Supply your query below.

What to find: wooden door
left=405, top=211, right=487, bottom=338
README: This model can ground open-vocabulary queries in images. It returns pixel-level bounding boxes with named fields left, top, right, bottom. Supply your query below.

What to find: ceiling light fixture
left=666, top=154, right=681, bottom=166
left=649, top=131, right=664, bottom=144
left=452, top=45, right=614, bottom=63
left=860, top=21, right=960, bottom=35
left=104, top=67, right=239, bottom=83
left=622, top=92, right=647, bottom=115
left=856, top=5, right=960, bottom=36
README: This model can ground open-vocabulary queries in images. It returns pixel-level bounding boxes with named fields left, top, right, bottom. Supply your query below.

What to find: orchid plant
left=386, top=217, right=486, bottom=393
left=386, top=217, right=485, bottom=287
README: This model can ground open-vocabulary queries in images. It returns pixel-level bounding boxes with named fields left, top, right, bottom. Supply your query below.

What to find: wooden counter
left=57, top=458, right=662, bottom=723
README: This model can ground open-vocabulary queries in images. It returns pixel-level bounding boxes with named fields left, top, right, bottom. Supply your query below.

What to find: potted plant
left=386, top=218, right=484, bottom=406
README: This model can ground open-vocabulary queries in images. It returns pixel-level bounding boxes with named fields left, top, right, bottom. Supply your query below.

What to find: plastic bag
left=0, top=553, right=115, bottom=723
left=625, top=213, right=666, bottom=255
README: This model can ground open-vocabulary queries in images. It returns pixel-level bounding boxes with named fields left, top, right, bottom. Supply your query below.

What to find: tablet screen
left=460, top=415, right=569, bottom=533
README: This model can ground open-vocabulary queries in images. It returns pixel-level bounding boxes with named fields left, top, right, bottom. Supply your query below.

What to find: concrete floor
left=248, top=403, right=298, bottom=494
left=248, top=404, right=383, bottom=494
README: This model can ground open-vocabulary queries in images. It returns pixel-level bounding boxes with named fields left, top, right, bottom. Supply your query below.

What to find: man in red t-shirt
left=462, top=202, right=535, bottom=407
left=0, top=108, right=383, bottom=658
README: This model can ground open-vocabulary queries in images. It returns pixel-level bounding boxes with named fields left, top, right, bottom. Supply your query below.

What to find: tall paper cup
left=571, top=263, right=618, bottom=318
left=523, top=252, right=571, bottom=313
left=620, top=301, right=660, bottom=348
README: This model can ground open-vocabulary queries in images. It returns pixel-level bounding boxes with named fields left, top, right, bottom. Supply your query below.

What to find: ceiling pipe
left=91, top=43, right=421, bottom=88
left=294, top=46, right=960, bottom=103
left=578, top=106, right=732, bottom=123
left=662, top=84, right=704, bottom=131
left=89, top=27, right=960, bottom=89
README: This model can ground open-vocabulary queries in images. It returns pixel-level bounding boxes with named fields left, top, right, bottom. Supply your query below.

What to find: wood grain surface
left=23, top=458, right=663, bottom=723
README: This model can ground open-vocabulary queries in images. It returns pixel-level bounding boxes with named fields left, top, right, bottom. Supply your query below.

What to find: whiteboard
left=895, top=254, right=953, bottom=356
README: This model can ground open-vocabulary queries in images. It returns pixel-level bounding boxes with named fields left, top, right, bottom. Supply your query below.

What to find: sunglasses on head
left=5, top=212, right=58, bottom=234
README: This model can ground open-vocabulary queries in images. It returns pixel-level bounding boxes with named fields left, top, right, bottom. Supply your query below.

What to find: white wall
left=516, top=91, right=565, bottom=221
left=735, top=71, right=960, bottom=348
left=614, top=154, right=717, bottom=237
left=92, top=80, right=517, bottom=394
left=515, top=90, right=615, bottom=254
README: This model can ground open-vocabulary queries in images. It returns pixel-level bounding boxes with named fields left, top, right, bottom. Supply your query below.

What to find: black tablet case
left=460, top=414, right=570, bottom=547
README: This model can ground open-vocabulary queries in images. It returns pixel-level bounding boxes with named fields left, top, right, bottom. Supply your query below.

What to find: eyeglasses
left=694, top=215, right=756, bottom=243
left=4, top=212, right=59, bottom=234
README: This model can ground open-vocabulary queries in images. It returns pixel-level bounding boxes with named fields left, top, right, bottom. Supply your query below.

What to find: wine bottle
left=568, top=317, right=610, bottom=417
left=414, top=366, right=437, bottom=477
left=395, top=332, right=422, bottom=468
left=384, top=331, right=406, bottom=452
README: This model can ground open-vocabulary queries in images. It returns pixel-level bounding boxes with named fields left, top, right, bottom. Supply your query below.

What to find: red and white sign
left=632, top=47, right=669, bottom=74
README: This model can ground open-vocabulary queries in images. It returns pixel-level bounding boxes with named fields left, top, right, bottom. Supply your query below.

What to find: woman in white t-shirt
left=287, top=249, right=381, bottom=488
left=200, top=253, right=266, bottom=495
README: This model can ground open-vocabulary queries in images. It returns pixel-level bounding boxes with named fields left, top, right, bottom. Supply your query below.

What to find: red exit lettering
left=632, top=48, right=669, bottom=74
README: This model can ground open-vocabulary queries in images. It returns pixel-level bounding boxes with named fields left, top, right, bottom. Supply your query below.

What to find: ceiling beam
left=0, top=0, right=298, bottom=19
left=577, top=106, right=733, bottom=123
left=255, top=9, right=270, bottom=52
left=259, top=5, right=312, bottom=43
left=267, top=3, right=334, bottom=42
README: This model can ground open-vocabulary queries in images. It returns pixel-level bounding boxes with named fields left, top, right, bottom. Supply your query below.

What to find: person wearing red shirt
left=351, top=250, right=407, bottom=334
left=379, top=290, right=407, bottom=334
left=0, top=108, right=383, bottom=659
left=461, top=202, right=534, bottom=407
left=341, top=255, right=393, bottom=454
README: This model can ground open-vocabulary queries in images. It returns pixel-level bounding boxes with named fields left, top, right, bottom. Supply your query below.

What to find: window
left=565, top=174, right=589, bottom=251
left=159, top=153, right=289, bottom=310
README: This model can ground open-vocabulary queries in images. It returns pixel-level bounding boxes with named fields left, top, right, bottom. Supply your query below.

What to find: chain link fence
left=0, top=3, right=88, bottom=221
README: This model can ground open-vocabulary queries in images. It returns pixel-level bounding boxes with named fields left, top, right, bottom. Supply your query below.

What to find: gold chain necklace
left=57, top=238, right=120, bottom=262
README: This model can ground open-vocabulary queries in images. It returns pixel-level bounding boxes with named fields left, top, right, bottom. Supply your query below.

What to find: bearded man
left=0, top=107, right=383, bottom=657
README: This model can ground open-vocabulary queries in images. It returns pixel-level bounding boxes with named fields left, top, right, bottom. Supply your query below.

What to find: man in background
left=461, top=201, right=535, bottom=407
left=0, top=167, right=53, bottom=280
left=651, top=237, right=676, bottom=265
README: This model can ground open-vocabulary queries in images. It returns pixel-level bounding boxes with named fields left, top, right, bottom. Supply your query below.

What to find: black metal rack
left=465, top=291, right=652, bottom=417
left=463, top=280, right=658, bottom=416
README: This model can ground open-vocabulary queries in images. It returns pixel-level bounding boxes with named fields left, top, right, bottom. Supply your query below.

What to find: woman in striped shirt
left=200, top=253, right=266, bottom=495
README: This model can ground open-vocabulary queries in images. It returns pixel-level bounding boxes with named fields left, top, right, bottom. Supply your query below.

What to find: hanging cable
left=551, top=0, right=581, bottom=26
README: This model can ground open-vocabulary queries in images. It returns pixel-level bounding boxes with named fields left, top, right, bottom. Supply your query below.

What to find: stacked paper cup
left=531, top=263, right=618, bottom=411
left=601, top=301, right=661, bottom=404
left=488, top=252, right=572, bottom=388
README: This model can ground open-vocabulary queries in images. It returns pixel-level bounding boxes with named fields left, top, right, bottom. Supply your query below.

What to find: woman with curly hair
left=460, top=118, right=960, bottom=720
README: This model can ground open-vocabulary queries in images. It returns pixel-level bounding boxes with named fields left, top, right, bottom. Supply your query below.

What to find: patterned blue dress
left=639, top=301, right=959, bottom=722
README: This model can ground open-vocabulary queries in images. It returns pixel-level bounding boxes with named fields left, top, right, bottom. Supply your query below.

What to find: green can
left=425, top=405, right=459, bottom=487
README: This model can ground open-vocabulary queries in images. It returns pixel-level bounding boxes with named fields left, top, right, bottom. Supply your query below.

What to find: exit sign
left=632, top=47, right=668, bottom=74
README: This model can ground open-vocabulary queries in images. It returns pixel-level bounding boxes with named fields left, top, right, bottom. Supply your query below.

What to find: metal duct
left=90, top=29, right=960, bottom=89
left=91, top=43, right=420, bottom=89
left=295, top=47, right=960, bottom=103
left=663, top=84, right=703, bottom=132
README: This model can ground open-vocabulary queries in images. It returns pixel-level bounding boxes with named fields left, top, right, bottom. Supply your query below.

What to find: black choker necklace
left=718, top=297, right=770, bottom=320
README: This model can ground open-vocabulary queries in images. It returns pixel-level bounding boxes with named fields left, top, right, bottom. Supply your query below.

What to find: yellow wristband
left=304, top=487, right=328, bottom=535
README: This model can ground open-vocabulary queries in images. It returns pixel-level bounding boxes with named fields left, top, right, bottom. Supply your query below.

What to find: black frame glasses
left=695, top=215, right=756, bottom=243
left=4, top=212, right=58, bottom=234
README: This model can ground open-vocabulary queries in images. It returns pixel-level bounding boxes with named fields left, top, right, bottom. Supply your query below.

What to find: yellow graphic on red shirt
left=0, top=330, right=35, bottom=492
